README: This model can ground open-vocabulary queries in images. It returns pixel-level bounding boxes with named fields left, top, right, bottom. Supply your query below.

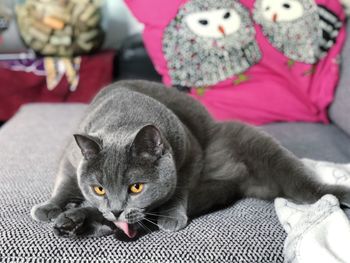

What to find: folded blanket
left=275, top=159, right=350, bottom=263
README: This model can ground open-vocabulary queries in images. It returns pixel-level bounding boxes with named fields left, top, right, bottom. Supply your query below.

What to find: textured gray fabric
left=329, top=20, right=350, bottom=137
left=0, top=104, right=285, bottom=262
left=2, top=104, right=350, bottom=262
left=262, top=122, right=350, bottom=163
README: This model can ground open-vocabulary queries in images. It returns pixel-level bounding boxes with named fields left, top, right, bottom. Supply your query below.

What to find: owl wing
left=317, top=5, right=343, bottom=57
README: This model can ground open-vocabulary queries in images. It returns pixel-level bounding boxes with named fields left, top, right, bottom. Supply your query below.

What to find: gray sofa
left=1, top=22, right=349, bottom=263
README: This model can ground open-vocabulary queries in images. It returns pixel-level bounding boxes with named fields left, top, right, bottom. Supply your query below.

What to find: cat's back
left=80, top=86, right=182, bottom=136
left=92, top=80, right=215, bottom=145
left=68, top=82, right=194, bottom=168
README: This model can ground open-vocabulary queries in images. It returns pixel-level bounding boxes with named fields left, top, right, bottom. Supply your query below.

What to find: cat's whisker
left=150, top=207, right=178, bottom=213
left=138, top=221, right=152, bottom=233
left=142, top=217, right=159, bottom=228
left=143, top=222, right=153, bottom=232
left=137, top=222, right=148, bottom=233
left=144, top=212, right=178, bottom=220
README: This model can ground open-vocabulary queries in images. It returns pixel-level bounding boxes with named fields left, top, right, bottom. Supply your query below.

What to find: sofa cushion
left=1, top=104, right=350, bottom=262
left=262, top=122, right=350, bottom=163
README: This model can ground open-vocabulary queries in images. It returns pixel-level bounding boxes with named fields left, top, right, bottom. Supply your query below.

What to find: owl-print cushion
left=163, top=0, right=261, bottom=87
left=254, top=0, right=343, bottom=64
left=125, top=0, right=347, bottom=125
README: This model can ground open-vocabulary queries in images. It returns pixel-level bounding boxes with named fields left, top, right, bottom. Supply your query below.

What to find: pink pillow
left=125, top=0, right=347, bottom=125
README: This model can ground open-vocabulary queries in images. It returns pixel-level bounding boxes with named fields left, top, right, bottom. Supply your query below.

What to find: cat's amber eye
left=93, top=186, right=106, bottom=196
left=129, top=183, right=144, bottom=194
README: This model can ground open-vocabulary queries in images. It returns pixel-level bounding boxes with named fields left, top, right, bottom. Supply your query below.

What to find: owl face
left=185, top=9, right=241, bottom=39
left=261, top=0, right=304, bottom=22
left=253, top=0, right=325, bottom=63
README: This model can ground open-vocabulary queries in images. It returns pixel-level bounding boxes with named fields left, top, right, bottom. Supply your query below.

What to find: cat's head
left=74, top=125, right=177, bottom=238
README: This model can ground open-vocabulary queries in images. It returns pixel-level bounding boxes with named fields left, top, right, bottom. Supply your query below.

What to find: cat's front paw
left=53, top=209, right=86, bottom=237
left=157, top=212, right=188, bottom=232
left=31, top=202, right=62, bottom=222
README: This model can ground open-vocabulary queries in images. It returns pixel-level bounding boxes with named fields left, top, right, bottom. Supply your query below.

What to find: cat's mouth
left=113, top=221, right=137, bottom=239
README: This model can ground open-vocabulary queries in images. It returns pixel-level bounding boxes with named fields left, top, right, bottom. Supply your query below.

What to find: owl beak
left=218, top=25, right=226, bottom=36
left=272, top=13, right=278, bottom=23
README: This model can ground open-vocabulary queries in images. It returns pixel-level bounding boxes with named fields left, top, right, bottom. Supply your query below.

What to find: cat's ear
left=74, top=134, right=102, bottom=160
left=131, top=125, right=164, bottom=161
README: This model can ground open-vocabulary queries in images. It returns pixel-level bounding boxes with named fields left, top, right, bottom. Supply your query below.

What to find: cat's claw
left=157, top=212, right=188, bottom=232
left=53, top=209, right=86, bottom=237
left=31, top=202, right=62, bottom=222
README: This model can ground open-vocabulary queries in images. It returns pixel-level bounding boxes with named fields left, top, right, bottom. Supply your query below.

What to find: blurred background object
left=0, top=0, right=143, bottom=122
left=341, top=0, right=350, bottom=15
left=0, top=0, right=11, bottom=38
left=0, top=0, right=142, bottom=59
left=101, top=0, right=142, bottom=50
left=0, top=0, right=29, bottom=57
left=16, top=0, right=106, bottom=56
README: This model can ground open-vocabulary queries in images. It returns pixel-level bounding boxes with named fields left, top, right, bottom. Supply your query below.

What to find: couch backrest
left=330, top=20, right=350, bottom=136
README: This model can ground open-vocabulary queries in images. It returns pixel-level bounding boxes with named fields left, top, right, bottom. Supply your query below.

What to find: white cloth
left=302, top=158, right=350, bottom=189
left=275, top=195, right=350, bottom=263
left=275, top=159, right=350, bottom=263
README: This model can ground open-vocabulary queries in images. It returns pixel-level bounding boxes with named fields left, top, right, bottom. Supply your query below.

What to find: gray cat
left=31, top=80, right=350, bottom=239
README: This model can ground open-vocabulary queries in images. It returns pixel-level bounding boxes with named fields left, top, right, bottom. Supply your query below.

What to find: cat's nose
left=111, top=210, right=123, bottom=218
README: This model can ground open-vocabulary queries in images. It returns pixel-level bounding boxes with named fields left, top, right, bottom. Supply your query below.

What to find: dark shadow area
left=114, top=34, right=162, bottom=82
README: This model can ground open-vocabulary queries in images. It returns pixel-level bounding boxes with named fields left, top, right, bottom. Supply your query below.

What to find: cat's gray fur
left=31, top=80, right=350, bottom=238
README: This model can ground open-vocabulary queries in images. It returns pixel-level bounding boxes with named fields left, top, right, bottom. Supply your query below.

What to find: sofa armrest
left=329, top=20, right=350, bottom=136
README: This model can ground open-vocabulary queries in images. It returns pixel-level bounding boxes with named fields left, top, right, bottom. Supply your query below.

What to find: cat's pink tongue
left=113, top=221, right=137, bottom=238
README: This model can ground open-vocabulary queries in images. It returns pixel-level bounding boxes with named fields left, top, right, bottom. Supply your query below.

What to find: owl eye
left=129, top=183, right=144, bottom=194
left=198, top=19, right=208, bottom=26
left=93, top=186, right=106, bottom=196
left=283, top=3, right=291, bottom=9
left=223, top=12, right=231, bottom=19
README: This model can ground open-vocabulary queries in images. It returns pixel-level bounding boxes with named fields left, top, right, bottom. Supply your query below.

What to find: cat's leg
left=157, top=151, right=203, bottom=232
left=270, top=156, right=350, bottom=205
left=157, top=188, right=189, bottom=232
left=156, top=134, right=203, bottom=232
left=53, top=206, right=114, bottom=237
left=201, top=122, right=350, bottom=209
left=187, top=176, right=245, bottom=217
left=235, top=126, right=350, bottom=204
left=157, top=163, right=192, bottom=232
left=31, top=156, right=84, bottom=222
left=243, top=147, right=350, bottom=204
